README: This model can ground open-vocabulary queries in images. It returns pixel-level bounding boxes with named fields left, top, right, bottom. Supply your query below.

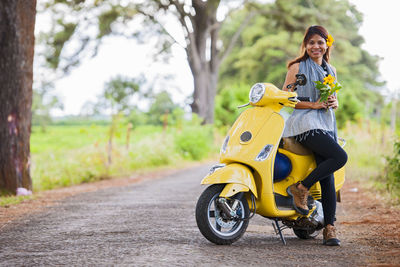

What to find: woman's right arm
left=282, top=63, right=327, bottom=110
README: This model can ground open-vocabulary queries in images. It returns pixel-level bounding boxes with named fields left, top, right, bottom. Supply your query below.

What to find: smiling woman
left=282, top=25, right=347, bottom=247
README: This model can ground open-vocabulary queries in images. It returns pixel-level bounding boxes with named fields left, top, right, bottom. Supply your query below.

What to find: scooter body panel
left=275, top=148, right=346, bottom=200
left=219, top=107, right=300, bottom=217
left=201, top=163, right=257, bottom=198
left=220, top=183, right=250, bottom=198
left=274, top=148, right=316, bottom=197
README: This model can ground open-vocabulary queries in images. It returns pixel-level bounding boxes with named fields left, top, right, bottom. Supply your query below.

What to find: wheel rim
left=206, top=193, right=245, bottom=237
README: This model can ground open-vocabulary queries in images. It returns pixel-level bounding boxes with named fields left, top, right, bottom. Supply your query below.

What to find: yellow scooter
left=195, top=75, right=345, bottom=245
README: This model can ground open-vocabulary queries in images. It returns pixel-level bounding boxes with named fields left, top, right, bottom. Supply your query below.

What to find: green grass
left=0, top=195, right=34, bottom=207
left=29, top=123, right=218, bottom=192
left=31, top=125, right=163, bottom=153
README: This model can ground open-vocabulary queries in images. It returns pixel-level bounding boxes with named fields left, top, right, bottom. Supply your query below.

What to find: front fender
left=201, top=163, right=257, bottom=198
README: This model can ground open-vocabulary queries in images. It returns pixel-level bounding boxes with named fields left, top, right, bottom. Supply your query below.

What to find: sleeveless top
left=282, top=57, right=337, bottom=141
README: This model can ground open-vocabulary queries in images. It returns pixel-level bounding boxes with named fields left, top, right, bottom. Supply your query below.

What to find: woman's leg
left=319, top=173, right=336, bottom=226
left=298, top=132, right=347, bottom=189
left=294, top=132, right=345, bottom=246
left=313, top=154, right=337, bottom=226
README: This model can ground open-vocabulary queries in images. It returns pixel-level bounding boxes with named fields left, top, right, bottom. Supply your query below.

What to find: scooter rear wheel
left=293, top=228, right=320, bottom=239
left=196, top=184, right=249, bottom=245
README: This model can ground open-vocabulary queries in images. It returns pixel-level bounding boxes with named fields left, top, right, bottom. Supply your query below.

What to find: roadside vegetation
left=30, top=120, right=217, bottom=192
left=341, top=120, right=400, bottom=204
left=0, top=195, right=34, bottom=207
left=384, top=138, right=400, bottom=203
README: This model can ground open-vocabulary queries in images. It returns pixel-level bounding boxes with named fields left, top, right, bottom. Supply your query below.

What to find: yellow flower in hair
left=323, top=74, right=335, bottom=85
left=326, top=34, right=334, bottom=47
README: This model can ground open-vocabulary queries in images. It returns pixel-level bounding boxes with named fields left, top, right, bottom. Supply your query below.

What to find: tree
left=40, top=0, right=256, bottom=124
left=102, top=75, right=140, bottom=115
left=0, top=1, right=37, bottom=194
left=147, top=91, right=178, bottom=125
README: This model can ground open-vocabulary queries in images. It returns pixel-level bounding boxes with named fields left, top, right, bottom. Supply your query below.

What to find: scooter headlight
left=249, top=83, right=266, bottom=104
left=255, top=144, right=274, bottom=161
left=220, top=135, right=230, bottom=155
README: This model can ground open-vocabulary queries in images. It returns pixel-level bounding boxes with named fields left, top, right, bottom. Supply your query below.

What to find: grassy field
left=30, top=124, right=218, bottom=192
left=31, top=124, right=163, bottom=153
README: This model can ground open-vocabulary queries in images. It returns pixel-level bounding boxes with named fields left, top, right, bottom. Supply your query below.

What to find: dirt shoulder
left=1, top=164, right=399, bottom=265
left=338, top=181, right=400, bottom=266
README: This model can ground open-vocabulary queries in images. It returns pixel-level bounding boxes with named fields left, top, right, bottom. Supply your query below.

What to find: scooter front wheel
left=195, top=184, right=249, bottom=245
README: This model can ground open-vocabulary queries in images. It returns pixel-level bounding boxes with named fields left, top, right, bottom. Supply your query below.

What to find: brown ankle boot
left=323, top=224, right=340, bottom=246
left=287, top=182, right=309, bottom=215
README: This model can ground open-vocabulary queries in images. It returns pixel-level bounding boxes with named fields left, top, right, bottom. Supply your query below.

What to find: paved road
left=0, top=165, right=372, bottom=266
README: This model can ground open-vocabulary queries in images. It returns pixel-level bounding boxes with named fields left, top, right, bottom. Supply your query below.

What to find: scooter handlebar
left=297, top=97, right=311, bottom=102
left=286, top=73, right=307, bottom=91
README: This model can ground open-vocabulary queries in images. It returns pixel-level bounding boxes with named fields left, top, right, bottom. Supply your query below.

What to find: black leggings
left=297, top=131, right=348, bottom=225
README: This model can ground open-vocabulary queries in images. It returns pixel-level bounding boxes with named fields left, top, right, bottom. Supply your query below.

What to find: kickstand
left=272, top=219, right=287, bottom=245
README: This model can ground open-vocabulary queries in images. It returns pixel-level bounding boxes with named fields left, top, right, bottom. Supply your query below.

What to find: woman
left=282, top=25, right=348, bottom=246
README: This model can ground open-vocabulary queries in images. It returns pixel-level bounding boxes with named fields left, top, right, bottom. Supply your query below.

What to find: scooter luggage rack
left=272, top=219, right=289, bottom=245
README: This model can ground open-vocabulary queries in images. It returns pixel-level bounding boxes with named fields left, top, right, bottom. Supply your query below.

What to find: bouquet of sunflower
left=314, top=74, right=342, bottom=102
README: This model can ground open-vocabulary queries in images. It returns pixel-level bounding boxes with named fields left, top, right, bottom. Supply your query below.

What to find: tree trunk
left=188, top=1, right=221, bottom=125
left=184, top=1, right=251, bottom=124
left=0, top=0, right=36, bottom=193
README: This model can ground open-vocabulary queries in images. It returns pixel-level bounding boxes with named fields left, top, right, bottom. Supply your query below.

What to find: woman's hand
left=312, top=98, right=328, bottom=109
left=327, top=95, right=338, bottom=109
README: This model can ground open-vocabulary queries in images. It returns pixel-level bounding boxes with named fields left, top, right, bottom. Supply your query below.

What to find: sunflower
left=323, top=74, right=335, bottom=85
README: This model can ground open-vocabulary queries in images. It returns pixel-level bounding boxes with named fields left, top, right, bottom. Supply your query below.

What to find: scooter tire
left=196, top=184, right=250, bottom=245
left=293, top=228, right=320, bottom=239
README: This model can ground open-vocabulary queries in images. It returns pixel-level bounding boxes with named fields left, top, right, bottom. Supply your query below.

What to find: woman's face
left=305, top=34, right=328, bottom=61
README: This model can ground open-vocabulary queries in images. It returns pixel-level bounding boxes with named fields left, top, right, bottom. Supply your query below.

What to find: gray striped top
left=282, top=58, right=337, bottom=140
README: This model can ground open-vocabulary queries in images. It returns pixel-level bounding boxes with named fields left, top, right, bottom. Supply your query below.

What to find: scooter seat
left=282, top=137, right=312, bottom=155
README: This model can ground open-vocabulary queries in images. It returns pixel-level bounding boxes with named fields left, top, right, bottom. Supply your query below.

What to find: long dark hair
left=288, top=25, right=332, bottom=68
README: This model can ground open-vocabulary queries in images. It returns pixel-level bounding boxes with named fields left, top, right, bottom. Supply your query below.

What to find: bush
left=215, top=82, right=249, bottom=127
left=174, top=126, right=214, bottom=160
left=384, top=139, right=400, bottom=201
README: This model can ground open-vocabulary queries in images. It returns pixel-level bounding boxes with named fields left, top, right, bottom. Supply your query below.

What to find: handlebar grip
left=297, top=97, right=311, bottom=102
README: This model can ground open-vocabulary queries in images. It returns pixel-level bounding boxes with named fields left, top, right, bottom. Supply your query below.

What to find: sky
left=36, top=0, right=400, bottom=116
left=349, top=0, right=400, bottom=95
